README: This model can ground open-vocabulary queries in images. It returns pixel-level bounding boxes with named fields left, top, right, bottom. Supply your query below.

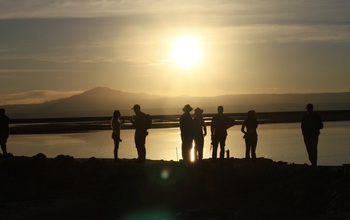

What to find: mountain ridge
left=4, top=87, right=350, bottom=118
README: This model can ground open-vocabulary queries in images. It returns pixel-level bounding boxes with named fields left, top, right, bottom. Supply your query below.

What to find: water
left=8, top=121, right=350, bottom=166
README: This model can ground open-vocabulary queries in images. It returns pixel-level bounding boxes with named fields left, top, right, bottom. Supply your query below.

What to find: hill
left=4, top=87, right=350, bottom=118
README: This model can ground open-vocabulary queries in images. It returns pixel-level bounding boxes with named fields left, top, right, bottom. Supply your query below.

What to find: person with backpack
left=130, top=104, right=151, bottom=162
left=210, top=106, right=234, bottom=161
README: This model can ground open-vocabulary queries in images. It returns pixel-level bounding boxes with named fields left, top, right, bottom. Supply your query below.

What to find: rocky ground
left=0, top=154, right=350, bottom=220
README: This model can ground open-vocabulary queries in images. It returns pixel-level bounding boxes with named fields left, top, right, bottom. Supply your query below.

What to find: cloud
left=1, top=0, right=350, bottom=96
left=220, top=24, right=350, bottom=44
left=1, top=0, right=349, bottom=25
left=0, top=90, right=82, bottom=105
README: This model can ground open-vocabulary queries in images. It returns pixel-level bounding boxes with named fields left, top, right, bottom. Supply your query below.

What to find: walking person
left=241, top=110, right=258, bottom=161
left=111, top=110, right=123, bottom=161
left=193, top=108, right=207, bottom=161
left=179, top=104, right=194, bottom=162
left=301, top=103, right=323, bottom=166
left=210, top=106, right=234, bottom=161
left=130, top=104, right=151, bottom=163
left=0, top=108, right=9, bottom=156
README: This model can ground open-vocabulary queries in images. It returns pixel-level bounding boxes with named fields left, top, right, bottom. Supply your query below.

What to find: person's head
left=182, top=104, right=193, bottom=113
left=306, top=103, right=314, bottom=113
left=132, top=104, right=141, bottom=114
left=247, top=110, right=256, bottom=119
left=113, top=110, right=121, bottom=118
left=194, top=107, right=203, bottom=116
left=217, top=106, right=224, bottom=114
left=0, top=108, right=5, bottom=116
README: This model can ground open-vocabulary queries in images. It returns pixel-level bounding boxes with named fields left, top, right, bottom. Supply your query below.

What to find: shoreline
left=0, top=155, right=349, bottom=219
left=9, top=110, right=350, bottom=135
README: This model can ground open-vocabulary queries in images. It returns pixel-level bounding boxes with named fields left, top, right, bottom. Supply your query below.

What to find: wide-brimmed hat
left=194, top=107, right=203, bottom=115
left=182, top=104, right=193, bottom=112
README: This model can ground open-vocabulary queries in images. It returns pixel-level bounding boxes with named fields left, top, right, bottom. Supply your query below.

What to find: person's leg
left=219, top=136, right=226, bottom=159
left=181, top=135, right=186, bottom=161
left=194, top=137, right=199, bottom=161
left=251, top=137, right=258, bottom=161
left=0, top=138, right=7, bottom=155
left=135, top=132, right=146, bottom=161
left=198, top=136, right=204, bottom=160
left=113, top=139, right=119, bottom=160
left=245, top=139, right=250, bottom=160
left=139, top=134, right=147, bottom=161
left=304, top=136, right=315, bottom=166
left=212, top=138, right=219, bottom=161
left=309, top=136, right=318, bottom=166
left=186, top=138, right=193, bottom=162
left=195, top=136, right=204, bottom=160
left=182, top=136, right=192, bottom=162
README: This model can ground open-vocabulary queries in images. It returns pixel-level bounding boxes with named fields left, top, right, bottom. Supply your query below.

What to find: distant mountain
left=5, top=87, right=350, bottom=118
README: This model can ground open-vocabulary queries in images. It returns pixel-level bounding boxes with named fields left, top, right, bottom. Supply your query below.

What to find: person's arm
left=129, top=116, right=135, bottom=126
left=210, top=117, right=215, bottom=136
left=241, top=121, right=246, bottom=134
left=227, top=118, right=235, bottom=129
left=203, top=120, right=207, bottom=136
left=317, top=114, right=324, bottom=130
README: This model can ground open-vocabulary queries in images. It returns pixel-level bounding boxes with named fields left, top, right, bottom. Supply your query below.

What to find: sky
left=1, top=0, right=350, bottom=105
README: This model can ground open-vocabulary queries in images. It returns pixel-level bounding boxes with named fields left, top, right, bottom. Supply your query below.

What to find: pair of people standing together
left=179, top=105, right=207, bottom=162
left=111, top=104, right=151, bottom=162
left=180, top=105, right=259, bottom=162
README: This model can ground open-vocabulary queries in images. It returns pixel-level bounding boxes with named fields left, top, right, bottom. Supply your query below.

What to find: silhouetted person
left=111, top=110, right=123, bottom=161
left=211, top=106, right=234, bottom=161
left=241, top=110, right=258, bottom=161
left=301, top=103, right=323, bottom=166
left=0, top=108, right=9, bottom=156
left=130, top=104, right=151, bottom=162
left=180, top=104, right=194, bottom=162
left=193, top=107, right=207, bottom=161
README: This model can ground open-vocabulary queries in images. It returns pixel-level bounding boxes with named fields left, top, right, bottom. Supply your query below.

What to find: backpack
left=145, top=114, right=152, bottom=129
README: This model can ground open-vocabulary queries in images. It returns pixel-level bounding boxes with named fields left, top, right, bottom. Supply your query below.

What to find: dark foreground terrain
left=0, top=155, right=349, bottom=220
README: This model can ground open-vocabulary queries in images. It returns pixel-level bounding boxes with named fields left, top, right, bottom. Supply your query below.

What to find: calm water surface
left=9, top=121, right=350, bottom=166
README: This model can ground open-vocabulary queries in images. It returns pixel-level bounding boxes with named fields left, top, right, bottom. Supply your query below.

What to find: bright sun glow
left=171, top=36, right=202, bottom=68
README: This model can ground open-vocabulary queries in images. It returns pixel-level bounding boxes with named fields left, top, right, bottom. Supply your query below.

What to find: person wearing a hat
left=130, top=104, right=151, bottom=162
left=193, top=107, right=207, bottom=161
left=301, top=103, right=324, bottom=166
left=210, top=106, right=235, bottom=161
left=179, top=104, right=194, bottom=162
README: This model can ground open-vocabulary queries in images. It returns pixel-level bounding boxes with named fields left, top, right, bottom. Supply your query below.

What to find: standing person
left=241, top=110, right=258, bottom=161
left=210, top=106, right=234, bottom=161
left=179, top=104, right=194, bottom=162
left=301, top=103, right=323, bottom=166
left=111, top=110, right=123, bottom=161
left=0, top=108, right=9, bottom=156
left=193, top=108, right=207, bottom=161
left=130, top=104, right=151, bottom=163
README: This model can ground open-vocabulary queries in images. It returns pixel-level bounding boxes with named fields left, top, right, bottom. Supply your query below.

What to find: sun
left=171, top=36, right=202, bottom=68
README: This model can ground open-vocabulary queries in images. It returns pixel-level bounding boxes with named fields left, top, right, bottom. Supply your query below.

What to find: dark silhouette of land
left=0, top=155, right=349, bottom=219
left=4, top=87, right=350, bottom=118
left=8, top=110, right=350, bottom=134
